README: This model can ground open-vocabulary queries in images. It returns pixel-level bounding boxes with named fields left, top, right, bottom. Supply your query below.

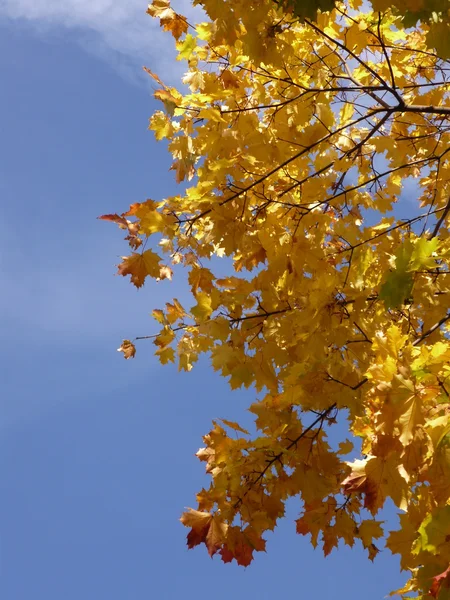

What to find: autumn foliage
left=102, top=0, right=450, bottom=597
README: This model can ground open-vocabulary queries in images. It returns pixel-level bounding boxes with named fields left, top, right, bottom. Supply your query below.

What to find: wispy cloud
left=0, top=0, right=202, bottom=82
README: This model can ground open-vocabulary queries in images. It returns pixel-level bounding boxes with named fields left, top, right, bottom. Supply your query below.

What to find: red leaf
left=430, top=564, right=450, bottom=598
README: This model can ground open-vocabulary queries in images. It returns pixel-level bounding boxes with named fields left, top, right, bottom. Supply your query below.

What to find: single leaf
left=154, top=89, right=181, bottom=116
left=358, top=520, right=384, bottom=547
left=177, top=33, right=197, bottom=61
left=191, top=292, right=213, bottom=322
left=117, top=250, right=161, bottom=288
left=379, top=270, right=414, bottom=309
left=180, top=509, right=227, bottom=557
left=219, top=418, right=250, bottom=435
left=279, top=0, right=336, bottom=21
left=117, top=340, right=136, bottom=359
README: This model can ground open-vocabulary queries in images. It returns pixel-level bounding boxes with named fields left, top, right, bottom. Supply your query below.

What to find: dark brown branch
left=135, top=324, right=190, bottom=341
left=430, top=196, right=450, bottom=239
left=229, top=307, right=291, bottom=324
left=377, top=12, right=397, bottom=93
left=412, top=312, right=450, bottom=346
left=234, top=403, right=337, bottom=509
left=180, top=106, right=388, bottom=227
left=339, top=205, right=447, bottom=253
left=325, top=374, right=368, bottom=390
left=305, top=17, right=391, bottom=90
left=354, top=322, right=372, bottom=344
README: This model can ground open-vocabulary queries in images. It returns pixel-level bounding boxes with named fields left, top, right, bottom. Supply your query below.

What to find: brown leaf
left=219, top=526, right=265, bottom=566
left=367, top=543, right=379, bottom=562
left=117, top=340, right=136, bottom=359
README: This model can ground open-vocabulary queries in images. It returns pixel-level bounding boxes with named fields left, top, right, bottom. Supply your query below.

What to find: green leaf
left=402, top=9, right=431, bottom=29
left=278, top=0, right=336, bottom=22
left=394, top=240, right=415, bottom=272
left=379, top=241, right=415, bottom=308
left=427, top=20, right=450, bottom=59
left=379, top=270, right=414, bottom=309
left=379, top=238, right=438, bottom=308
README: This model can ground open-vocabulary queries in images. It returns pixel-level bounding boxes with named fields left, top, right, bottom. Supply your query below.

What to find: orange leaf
left=98, top=213, right=129, bottom=228
left=99, top=213, right=141, bottom=249
left=180, top=509, right=227, bottom=557
left=117, top=250, right=161, bottom=288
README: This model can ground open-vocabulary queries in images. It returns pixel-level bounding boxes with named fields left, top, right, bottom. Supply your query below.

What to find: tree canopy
left=102, top=0, right=450, bottom=597
left=279, top=0, right=450, bottom=59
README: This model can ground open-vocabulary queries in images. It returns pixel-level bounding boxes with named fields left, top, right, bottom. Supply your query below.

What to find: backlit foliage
left=102, top=0, right=450, bottom=597
left=278, top=0, right=450, bottom=59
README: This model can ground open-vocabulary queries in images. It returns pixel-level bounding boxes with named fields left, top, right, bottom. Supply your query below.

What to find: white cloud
left=0, top=0, right=203, bottom=82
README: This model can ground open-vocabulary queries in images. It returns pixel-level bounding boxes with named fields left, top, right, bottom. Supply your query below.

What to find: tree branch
left=412, top=312, right=450, bottom=346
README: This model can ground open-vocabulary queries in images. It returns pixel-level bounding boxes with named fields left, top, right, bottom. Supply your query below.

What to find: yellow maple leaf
left=219, top=418, right=250, bottom=435
left=176, top=33, right=197, bottom=61
left=155, top=345, right=175, bottom=364
left=191, top=292, right=213, bottom=322
left=338, top=440, right=354, bottom=455
left=386, top=513, right=419, bottom=570
left=154, top=89, right=182, bottom=116
left=358, top=520, right=384, bottom=547
left=149, top=111, right=174, bottom=141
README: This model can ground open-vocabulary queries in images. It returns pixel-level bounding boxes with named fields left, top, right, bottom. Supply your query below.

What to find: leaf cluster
left=103, top=0, right=450, bottom=597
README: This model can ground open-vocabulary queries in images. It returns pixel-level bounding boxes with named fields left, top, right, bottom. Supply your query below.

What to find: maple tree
left=101, top=0, right=450, bottom=597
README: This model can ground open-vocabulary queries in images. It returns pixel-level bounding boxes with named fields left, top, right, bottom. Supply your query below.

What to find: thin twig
left=412, top=312, right=450, bottom=346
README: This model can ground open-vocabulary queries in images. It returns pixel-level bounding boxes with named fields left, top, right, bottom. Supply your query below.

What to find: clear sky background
left=0, top=2, right=407, bottom=598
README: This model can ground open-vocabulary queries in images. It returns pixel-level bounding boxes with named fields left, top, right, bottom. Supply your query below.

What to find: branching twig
left=234, top=404, right=337, bottom=508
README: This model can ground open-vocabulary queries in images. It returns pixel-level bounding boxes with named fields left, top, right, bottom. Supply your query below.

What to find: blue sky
left=0, top=3, right=407, bottom=598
